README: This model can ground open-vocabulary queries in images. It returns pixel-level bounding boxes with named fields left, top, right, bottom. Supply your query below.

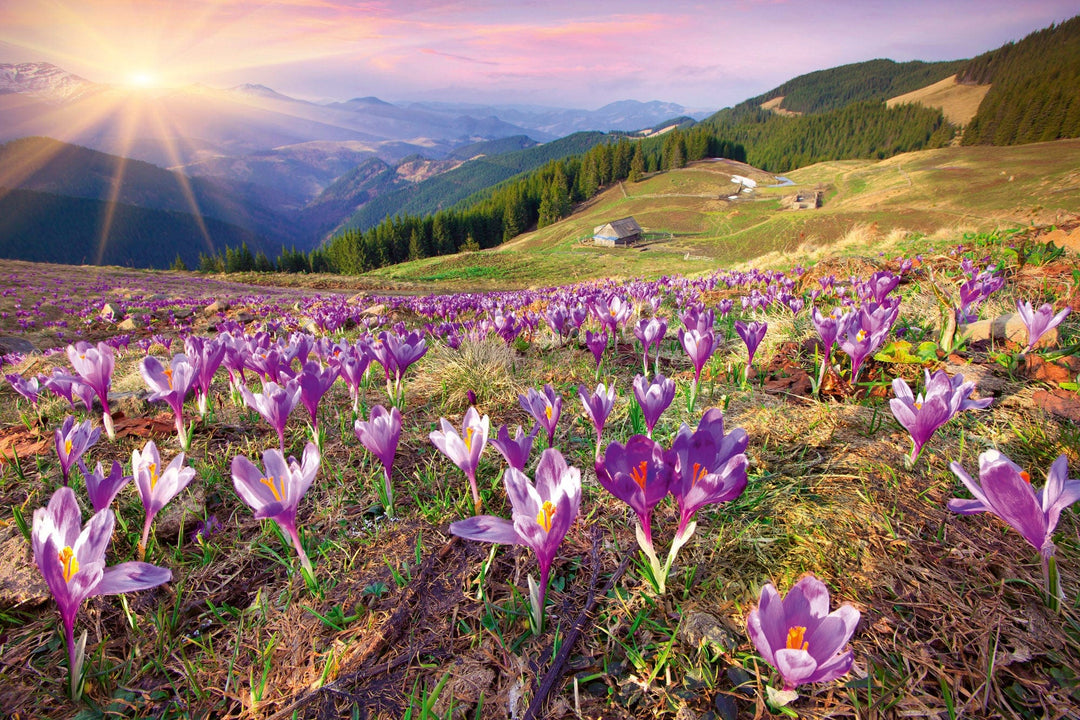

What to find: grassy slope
left=360, top=139, right=1080, bottom=291
left=885, top=75, right=991, bottom=126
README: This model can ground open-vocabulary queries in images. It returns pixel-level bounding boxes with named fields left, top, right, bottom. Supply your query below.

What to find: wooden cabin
left=593, top=217, right=642, bottom=247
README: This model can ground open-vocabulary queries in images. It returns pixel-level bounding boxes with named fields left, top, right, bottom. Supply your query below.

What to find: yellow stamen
left=856, top=330, right=867, bottom=343
left=464, top=427, right=474, bottom=451
left=536, top=501, right=557, bottom=532
left=259, top=476, right=287, bottom=502
left=914, top=402, right=922, bottom=410
left=545, top=406, right=553, bottom=421
left=149, top=462, right=158, bottom=489
left=630, top=461, right=649, bottom=491
left=786, top=626, right=809, bottom=652
left=64, top=439, right=73, bottom=456
left=59, top=546, right=79, bottom=583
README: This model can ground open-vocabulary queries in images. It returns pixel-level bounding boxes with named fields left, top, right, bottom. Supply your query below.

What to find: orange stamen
left=259, top=476, right=286, bottom=502
left=1020, top=471, right=1031, bottom=484
left=630, top=461, right=649, bottom=491
left=59, top=546, right=79, bottom=583
left=163, top=367, right=174, bottom=389
left=692, top=462, right=708, bottom=487
left=786, top=626, right=809, bottom=652
left=856, top=330, right=867, bottom=343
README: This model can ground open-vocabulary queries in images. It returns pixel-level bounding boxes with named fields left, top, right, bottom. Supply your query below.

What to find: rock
left=714, top=695, right=739, bottom=720
left=362, top=304, right=387, bottom=317
left=1021, top=354, right=1080, bottom=385
left=348, top=293, right=367, bottom=305
left=154, top=483, right=206, bottom=542
left=172, top=307, right=194, bottom=320
left=117, top=317, right=143, bottom=332
left=100, top=302, right=124, bottom=321
left=1033, top=389, right=1080, bottom=423
left=204, top=299, right=230, bottom=315
left=299, top=318, right=320, bottom=334
left=962, top=313, right=1058, bottom=349
left=430, top=657, right=494, bottom=719
left=679, top=611, right=740, bottom=655
left=943, top=361, right=1008, bottom=397
left=0, top=525, right=49, bottom=608
left=234, top=311, right=255, bottom=324
left=0, top=336, right=38, bottom=356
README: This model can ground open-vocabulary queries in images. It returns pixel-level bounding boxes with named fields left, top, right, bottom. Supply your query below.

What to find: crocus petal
left=947, top=497, right=990, bottom=514
left=774, top=649, right=819, bottom=689
left=805, top=649, right=855, bottom=685
left=449, top=515, right=523, bottom=545
left=805, top=604, right=860, bottom=663
left=92, top=562, right=172, bottom=596
left=980, top=460, right=1047, bottom=550
left=783, top=575, right=831, bottom=630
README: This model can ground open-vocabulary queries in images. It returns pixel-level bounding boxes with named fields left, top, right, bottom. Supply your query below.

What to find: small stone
left=172, top=307, right=194, bottom=320
left=101, top=302, right=124, bottom=321
left=154, top=484, right=206, bottom=542
left=674, top=704, right=699, bottom=720
left=1022, top=354, right=1080, bottom=385
left=299, top=318, right=320, bottom=334
left=943, top=361, right=1007, bottom=397
left=727, top=668, right=754, bottom=697
left=0, top=526, right=49, bottom=608
left=117, top=317, right=143, bottom=332
left=680, top=611, right=739, bottom=655
left=586, top=681, right=608, bottom=697
left=962, top=313, right=1058, bottom=349
left=0, top=336, right=38, bottom=356
left=714, top=695, right=739, bottom=720
left=362, top=304, right=387, bottom=317
left=204, top=299, right=230, bottom=316
left=234, top=311, right=255, bottom=324
left=1033, top=389, right=1080, bottom=423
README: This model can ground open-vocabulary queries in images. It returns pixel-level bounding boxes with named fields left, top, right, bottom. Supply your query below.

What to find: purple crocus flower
left=747, top=574, right=860, bottom=692
left=132, top=440, right=197, bottom=557
left=77, top=458, right=131, bottom=513
left=490, top=424, right=539, bottom=471
left=633, top=373, right=675, bottom=437
left=1016, top=300, right=1071, bottom=353
left=595, top=434, right=670, bottom=548
left=240, top=379, right=302, bottom=452
left=232, top=443, right=321, bottom=575
left=811, top=307, right=851, bottom=392
left=634, top=317, right=667, bottom=376
left=666, top=409, right=749, bottom=541
left=55, top=416, right=100, bottom=486
left=5, top=372, right=40, bottom=405
left=838, top=300, right=898, bottom=384
left=370, top=330, right=427, bottom=405
left=354, top=405, right=402, bottom=513
left=585, top=329, right=608, bottom=374
left=140, top=354, right=197, bottom=450
left=42, top=369, right=87, bottom=411
left=333, top=351, right=371, bottom=413
left=297, top=360, right=340, bottom=430
left=67, top=341, right=116, bottom=440
left=430, top=406, right=490, bottom=514
left=890, top=369, right=991, bottom=463
left=681, top=305, right=715, bottom=334
left=450, top=448, right=581, bottom=632
left=184, top=336, right=226, bottom=416
left=578, top=382, right=616, bottom=461
left=734, top=320, right=768, bottom=372
left=679, top=327, right=717, bottom=412
left=520, top=384, right=563, bottom=448
left=33, top=486, right=171, bottom=698
left=949, top=451, right=1079, bottom=605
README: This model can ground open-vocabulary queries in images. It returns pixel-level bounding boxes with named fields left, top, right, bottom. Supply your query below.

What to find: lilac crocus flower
left=370, top=330, right=427, bottom=405
left=811, top=307, right=851, bottom=392
left=747, top=574, right=860, bottom=692
left=232, top=443, right=321, bottom=575
left=5, top=372, right=40, bottom=405
left=578, top=382, right=616, bottom=461
left=595, top=434, right=670, bottom=548
left=354, top=405, right=402, bottom=514
left=55, top=416, right=100, bottom=486
left=838, top=301, right=898, bottom=384
left=666, top=409, right=749, bottom=541
left=450, top=448, right=581, bottom=632
left=33, top=486, right=171, bottom=698
left=240, top=379, right=302, bottom=452
left=1016, top=300, right=1071, bottom=353
left=333, top=351, right=371, bottom=413
left=735, top=320, right=768, bottom=373
left=585, top=329, right=608, bottom=375
left=140, top=354, right=197, bottom=450
left=490, top=424, right=539, bottom=471
left=679, top=327, right=717, bottom=412
left=42, top=369, right=86, bottom=411
left=890, top=369, right=991, bottom=463
left=520, top=384, right=563, bottom=448
left=132, top=440, right=197, bottom=557
left=67, top=341, right=116, bottom=440
left=634, top=317, right=667, bottom=376
left=184, top=336, right=226, bottom=416
left=949, top=451, right=1079, bottom=605
left=633, top=373, right=675, bottom=437
left=430, top=406, right=490, bottom=514
left=77, top=458, right=131, bottom=513
left=297, top=360, right=340, bottom=430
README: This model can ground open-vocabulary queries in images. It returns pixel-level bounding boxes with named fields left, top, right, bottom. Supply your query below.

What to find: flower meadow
left=0, top=233, right=1078, bottom=719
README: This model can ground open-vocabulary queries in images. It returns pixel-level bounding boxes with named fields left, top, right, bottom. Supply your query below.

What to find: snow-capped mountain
left=0, top=62, right=101, bottom=103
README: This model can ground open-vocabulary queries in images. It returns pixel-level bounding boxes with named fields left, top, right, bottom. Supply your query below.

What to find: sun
left=126, top=71, right=158, bottom=89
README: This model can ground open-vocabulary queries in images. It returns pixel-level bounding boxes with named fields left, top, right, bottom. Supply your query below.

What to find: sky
left=0, top=0, right=1076, bottom=110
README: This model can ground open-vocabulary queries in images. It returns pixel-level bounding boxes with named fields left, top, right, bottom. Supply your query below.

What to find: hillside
left=359, top=139, right=1080, bottom=291
left=885, top=75, right=991, bottom=126
left=341, top=131, right=610, bottom=232
left=0, top=187, right=272, bottom=268
left=959, top=15, right=1080, bottom=145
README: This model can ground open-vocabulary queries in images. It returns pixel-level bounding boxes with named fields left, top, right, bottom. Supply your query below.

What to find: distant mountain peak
left=228, top=83, right=298, bottom=102
left=0, top=61, right=101, bottom=103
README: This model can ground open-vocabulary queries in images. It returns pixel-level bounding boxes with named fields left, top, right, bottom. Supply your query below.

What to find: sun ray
left=95, top=96, right=144, bottom=265
left=147, top=104, right=215, bottom=255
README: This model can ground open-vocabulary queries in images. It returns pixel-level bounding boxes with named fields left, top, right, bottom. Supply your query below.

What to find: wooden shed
left=593, top=217, right=642, bottom=247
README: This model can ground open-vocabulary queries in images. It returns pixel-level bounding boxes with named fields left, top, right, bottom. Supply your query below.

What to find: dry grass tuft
left=411, top=335, right=528, bottom=414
